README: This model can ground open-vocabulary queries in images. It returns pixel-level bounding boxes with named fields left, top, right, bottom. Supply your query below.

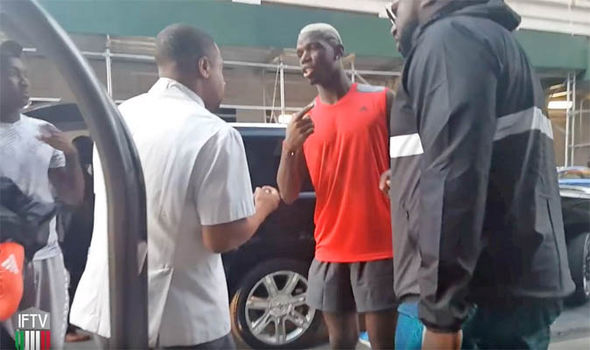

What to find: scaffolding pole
left=570, top=73, right=576, bottom=166
left=279, top=58, right=286, bottom=117
left=565, top=73, right=571, bottom=167
left=105, top=34, right=113, bottom=97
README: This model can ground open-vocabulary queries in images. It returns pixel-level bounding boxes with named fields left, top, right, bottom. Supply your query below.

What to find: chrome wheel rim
left=245, top=270, right=316, bottom=345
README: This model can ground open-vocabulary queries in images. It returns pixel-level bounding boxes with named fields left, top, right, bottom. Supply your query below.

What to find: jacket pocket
left=525, top=195, right=561, bottom=291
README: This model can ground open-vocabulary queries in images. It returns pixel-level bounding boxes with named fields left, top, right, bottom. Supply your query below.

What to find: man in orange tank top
left=277, top=23, right=397, bottom=349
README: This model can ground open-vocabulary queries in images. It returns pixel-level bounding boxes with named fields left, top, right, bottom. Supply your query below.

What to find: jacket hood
left=404, top=0, right=521, bottom=58
left=445, top=0, right=521, bottom=32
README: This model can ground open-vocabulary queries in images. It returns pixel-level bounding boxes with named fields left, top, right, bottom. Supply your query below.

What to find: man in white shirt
left=70, top=24, right=280, bottom=349
left=0, top=40, right=85, bottom=349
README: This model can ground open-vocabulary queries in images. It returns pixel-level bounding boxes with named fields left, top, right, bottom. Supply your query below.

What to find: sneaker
left=359, top=331, right=371, bottom=348
left=65, top=331, right=91, bottom=343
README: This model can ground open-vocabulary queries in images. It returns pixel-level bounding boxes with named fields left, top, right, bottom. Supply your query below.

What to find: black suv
left=24, top=103, right=323, bottom=349
left=225, top=124, right=322, bottom=349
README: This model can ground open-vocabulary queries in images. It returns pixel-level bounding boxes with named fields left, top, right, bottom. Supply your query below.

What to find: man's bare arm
left=277, top=103, right=314, bottom=204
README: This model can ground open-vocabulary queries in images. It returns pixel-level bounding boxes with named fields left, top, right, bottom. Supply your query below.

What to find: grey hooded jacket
left=389, top=0, right=575, bottom=332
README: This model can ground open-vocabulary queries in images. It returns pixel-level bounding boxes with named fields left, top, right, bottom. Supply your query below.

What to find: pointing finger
left=293, top=102, right=314, bottom=121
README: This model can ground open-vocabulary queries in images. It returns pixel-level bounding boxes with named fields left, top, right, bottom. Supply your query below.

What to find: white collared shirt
left=70, top=78, right=255, bottom=346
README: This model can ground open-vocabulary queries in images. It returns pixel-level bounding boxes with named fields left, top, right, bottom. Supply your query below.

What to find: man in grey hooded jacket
left=383, top=1, right=575, bottom=348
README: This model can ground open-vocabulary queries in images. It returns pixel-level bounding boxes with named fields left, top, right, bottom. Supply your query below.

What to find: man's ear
left=197, top=56, right=211, bottom=79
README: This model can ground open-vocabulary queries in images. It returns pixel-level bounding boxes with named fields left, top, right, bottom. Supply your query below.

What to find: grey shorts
left=306, top=258, right=396, bottom=313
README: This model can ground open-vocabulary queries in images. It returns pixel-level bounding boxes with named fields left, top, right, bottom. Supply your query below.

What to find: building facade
left=4, top=0, right=590, bottom=166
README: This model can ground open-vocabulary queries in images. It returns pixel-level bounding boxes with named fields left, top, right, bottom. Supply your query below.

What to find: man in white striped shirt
left=1, top=39, right=84, bottom=349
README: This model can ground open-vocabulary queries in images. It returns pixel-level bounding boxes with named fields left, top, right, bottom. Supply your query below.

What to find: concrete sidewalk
left=64, top=302, right=590, bottom=349
left=551, top=302, right=590, bottom=341
left=549, top=335, right=590, bottom=350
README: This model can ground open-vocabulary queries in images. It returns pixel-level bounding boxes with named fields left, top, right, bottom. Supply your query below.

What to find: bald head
left=155, top=24, right=215, bottom=75
left=155, top=24, right=226, bottom=112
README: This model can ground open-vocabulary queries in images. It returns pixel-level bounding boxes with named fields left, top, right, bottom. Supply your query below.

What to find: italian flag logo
left=14, top=330, right=51, bottom=350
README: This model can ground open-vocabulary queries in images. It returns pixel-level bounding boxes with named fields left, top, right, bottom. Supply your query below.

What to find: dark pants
left=61, top=199, right=93, bottom=334
left=394, top=297, right=562, bottom=350
left=462, top=297, right=563, bottom=350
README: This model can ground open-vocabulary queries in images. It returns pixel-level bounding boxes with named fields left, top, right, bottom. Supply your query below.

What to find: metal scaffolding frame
left=26, top=34, right=400, bottom=122
left=563, top=73, right=590, bottom=167
left=571, top=96, right=590, bottom=166
left=26, top=36, right=588, bottom=159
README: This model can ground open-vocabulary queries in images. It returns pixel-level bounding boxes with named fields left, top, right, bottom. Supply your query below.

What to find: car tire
left=566, top=232, right=590, bottom=305
left=230, top=259, right=322, bottom=349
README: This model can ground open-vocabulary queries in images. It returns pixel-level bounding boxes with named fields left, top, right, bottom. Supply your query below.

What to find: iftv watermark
left=14, top=308, right=50, bottom=350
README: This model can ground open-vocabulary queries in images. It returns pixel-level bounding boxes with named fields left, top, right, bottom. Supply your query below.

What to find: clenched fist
left=254, top=186, right=280, bottom=217
left=379, top=169, right=391, bottom=196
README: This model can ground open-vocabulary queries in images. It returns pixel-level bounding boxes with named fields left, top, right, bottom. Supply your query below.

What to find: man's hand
left=277, top=104, right=313, bottom=205
left=40, top=124, right=84, bottom=205
left=38, top=124, right=76, bottom=155
left=379, top=169, right=392, bottom=196
left=254, top=186, right=280, bottom=217
left=422, top=329, right=462, bottom=350
left=203, top=186, right=280, bottom=253
left=284, top=103, right=314, bottom=153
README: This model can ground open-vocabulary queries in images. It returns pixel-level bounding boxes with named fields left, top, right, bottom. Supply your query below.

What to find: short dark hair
left=155, top=24, right=216, bottom=74
left=0, top=40, right=23, bottom=64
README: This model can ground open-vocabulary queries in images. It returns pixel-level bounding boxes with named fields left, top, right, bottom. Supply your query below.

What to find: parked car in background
left=560, top=184, right=590, bottom=305
left=23, top=103, right=322, bottom=349
left=224, top=123, right=322, bottom=349
left=558, top=166, right=590, bottom=188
